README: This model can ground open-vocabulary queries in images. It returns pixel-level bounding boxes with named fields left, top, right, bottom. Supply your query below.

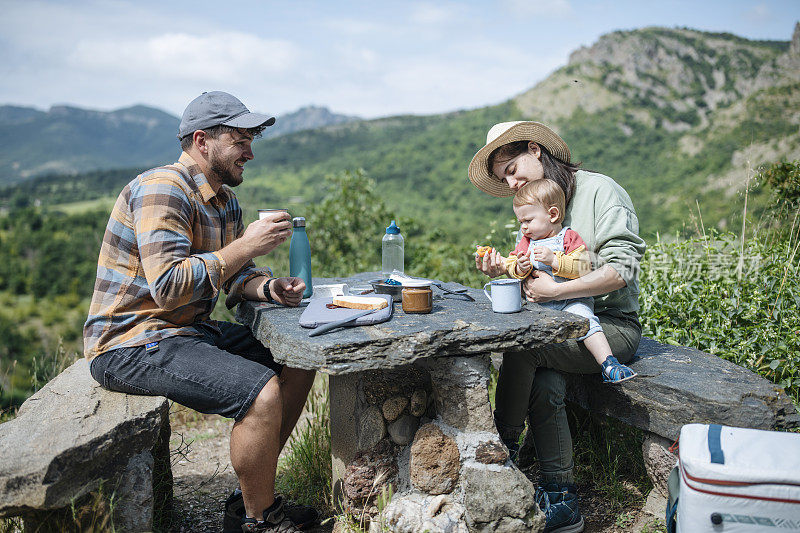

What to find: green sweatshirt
left=561, top=170, right=646, bottom=314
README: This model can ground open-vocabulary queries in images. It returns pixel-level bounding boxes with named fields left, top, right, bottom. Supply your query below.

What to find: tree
left=308, top=169, right=393, bottom=277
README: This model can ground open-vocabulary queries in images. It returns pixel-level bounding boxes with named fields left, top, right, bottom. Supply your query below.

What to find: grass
left=0, top=402, right=18, bottom=424
left=272, top=375, right=398, bottom=532
left=570, top=408, right=651, bottom=517
left=488, top=364, right=653, bottom=528
left=52, top=196, right=116, bottom=215
left=1, top=340, right=78, bottom=420
left=0, top=292, right=86, bottom=413
left=274, top=376, right=333, bottom=514
left=641, top=518, right=668, bottom=533
left=334, top=484, right=394, bottom=533
left=0, top=518, right=22, bottom=533
left=0, top=482, right=118, bottom=533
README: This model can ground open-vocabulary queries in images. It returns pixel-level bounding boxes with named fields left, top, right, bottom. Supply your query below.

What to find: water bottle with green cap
left=381, top=220, right=404, bottom=278
left=289, top=217, right=313, bottom=298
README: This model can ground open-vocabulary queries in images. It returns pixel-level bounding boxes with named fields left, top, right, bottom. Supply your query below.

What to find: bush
left=639, top=229, right=800, bottom=402
left=758, top=160, right=800, bottom=221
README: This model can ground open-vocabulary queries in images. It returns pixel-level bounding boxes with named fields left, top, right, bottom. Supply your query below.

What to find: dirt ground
left=167, top=406, right=665, bottom=533
left=167, top=405, right=333, bottom=533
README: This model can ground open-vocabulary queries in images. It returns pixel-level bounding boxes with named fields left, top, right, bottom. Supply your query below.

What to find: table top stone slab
left=236, top=273, right=587, bottom=374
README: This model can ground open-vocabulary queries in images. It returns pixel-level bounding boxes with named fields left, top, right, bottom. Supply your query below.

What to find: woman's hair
left=513, top=179, right=566, bottom=224
left=488, top=140, right=581, bottom=204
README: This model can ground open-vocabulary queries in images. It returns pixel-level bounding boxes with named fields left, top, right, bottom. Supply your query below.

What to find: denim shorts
left=89, top=321, right=282, bottom=421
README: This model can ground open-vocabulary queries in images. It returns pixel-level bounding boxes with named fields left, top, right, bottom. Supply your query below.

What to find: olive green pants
left=494, top=309, right=641, bottom=484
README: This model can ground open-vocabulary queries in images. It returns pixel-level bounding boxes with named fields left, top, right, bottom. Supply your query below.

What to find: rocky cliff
left=512, top=24, right=800, bottom=231
left=516, top=24, right=799, bottom=128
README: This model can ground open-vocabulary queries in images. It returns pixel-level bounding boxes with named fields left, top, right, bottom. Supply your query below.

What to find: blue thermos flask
left=289, top=217, right=313, bottom=298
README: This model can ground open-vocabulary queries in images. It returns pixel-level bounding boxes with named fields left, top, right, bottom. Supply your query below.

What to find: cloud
left=500, top=0, right=574, bottom=18
left=333, top=43, right=381, bottom=71
left=744, top=3, right=771, bottom=24
left=68, top=32, right=299, bottom=83
left=321, top=17, right=385, bottom=36
left=376, top=43, right=547, bottom=114
left=409, top=3, right=455, bottom=25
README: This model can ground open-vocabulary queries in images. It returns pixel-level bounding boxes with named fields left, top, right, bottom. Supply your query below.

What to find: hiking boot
left=240, top=496, right=300, bottom=532
left=601, top=355, right=637, bottom=384
left=224, top=490, right=319, bottom=532
left=536, top=482, right=585, bottom=533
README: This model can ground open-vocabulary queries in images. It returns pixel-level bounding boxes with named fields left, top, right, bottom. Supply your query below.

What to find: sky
left=1, top=0, right=799, bottom=120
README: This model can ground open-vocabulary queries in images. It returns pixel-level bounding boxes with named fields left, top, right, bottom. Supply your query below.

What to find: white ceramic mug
left=258, top=208, right=289, bottom=220
left=312, top=283, right=350, bottom=299
left=483, top=279, right=523, bottom=313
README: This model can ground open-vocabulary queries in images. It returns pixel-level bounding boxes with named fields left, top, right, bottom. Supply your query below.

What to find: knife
left=308, top=309, right=376, bottom=337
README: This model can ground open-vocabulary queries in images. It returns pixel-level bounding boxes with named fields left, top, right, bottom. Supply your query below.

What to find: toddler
left=480, top=179, right=637, bottom=384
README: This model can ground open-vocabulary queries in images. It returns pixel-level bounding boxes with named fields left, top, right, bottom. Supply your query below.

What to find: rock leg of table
left=331, top=356, right=545, bottom=533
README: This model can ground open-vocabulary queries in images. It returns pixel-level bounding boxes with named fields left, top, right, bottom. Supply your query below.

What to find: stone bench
left=557, top=337, right=800, bottom=495
left=0, top=359, right=172, bottom=532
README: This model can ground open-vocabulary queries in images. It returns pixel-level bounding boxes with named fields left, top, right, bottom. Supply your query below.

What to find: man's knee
left=247, top=376, right=283, bottom=419
left=281, top=367, right=316, bottom=388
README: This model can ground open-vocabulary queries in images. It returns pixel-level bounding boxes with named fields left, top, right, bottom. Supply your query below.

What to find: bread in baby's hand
left=332, top=295, right=389, bottom=310
left=475, top=245, right=492, bottom=258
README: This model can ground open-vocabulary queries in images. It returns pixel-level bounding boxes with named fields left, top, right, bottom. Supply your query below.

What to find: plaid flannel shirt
left=83, top=152, right=270, bottom=360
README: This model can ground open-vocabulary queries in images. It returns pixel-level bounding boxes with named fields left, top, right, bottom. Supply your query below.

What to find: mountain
left=264, top=106, right=359, bottom=139
left=2, top=24, right=798, bottom=242
left=236, top=24, right=800, bottom=241
left=0, top=104, right=358, bottom=184
left=0, top=105, right=178, bottom=182
left=511, top=25, right=800, bottom=232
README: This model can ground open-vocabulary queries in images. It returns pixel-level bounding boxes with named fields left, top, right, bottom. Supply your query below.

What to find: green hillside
left=238, top=104, right=517, bottom=244
left=0, top=104, right=358, bottom=185
left=0, top=105, right=178, bottom=183
left=231, top=25, right=800, bottom=244
left=3, top=26, right=797, bottom=245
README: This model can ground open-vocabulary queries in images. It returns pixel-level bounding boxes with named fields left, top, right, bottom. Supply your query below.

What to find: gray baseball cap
left=177, top=91, right=276, bottom=139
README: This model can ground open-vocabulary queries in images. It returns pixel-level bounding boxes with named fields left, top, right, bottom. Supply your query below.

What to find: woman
left=470, top=121, right=646, bottom=533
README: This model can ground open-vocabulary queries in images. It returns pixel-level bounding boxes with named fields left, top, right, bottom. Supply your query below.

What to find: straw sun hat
left=468, top=121, right=571, bottom=197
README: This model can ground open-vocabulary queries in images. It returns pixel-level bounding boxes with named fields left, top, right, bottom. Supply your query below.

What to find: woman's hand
left=522, top=271, right=561, bottom=303
left=523, top=264, right=627, bottom=303
left=475, top=248, right=507, bottom=278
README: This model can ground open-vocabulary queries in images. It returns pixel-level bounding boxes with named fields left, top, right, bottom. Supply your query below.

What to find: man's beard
left=209, top=150, right=243, bottom=188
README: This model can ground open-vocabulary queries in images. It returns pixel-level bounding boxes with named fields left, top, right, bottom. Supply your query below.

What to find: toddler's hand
left=516, top=251, right=531, bottom=272
left=532, top=246, right=555, bottom=268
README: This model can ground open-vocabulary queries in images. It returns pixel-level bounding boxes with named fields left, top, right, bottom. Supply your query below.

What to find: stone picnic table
left=236, top=272, right=588, bottom=533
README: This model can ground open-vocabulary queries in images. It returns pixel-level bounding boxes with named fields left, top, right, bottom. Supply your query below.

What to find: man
left=83, top=91, right=317, bottom=533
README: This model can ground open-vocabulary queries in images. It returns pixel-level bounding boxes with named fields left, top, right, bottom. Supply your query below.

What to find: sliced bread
left=332, top=295, right=389, bottom=310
